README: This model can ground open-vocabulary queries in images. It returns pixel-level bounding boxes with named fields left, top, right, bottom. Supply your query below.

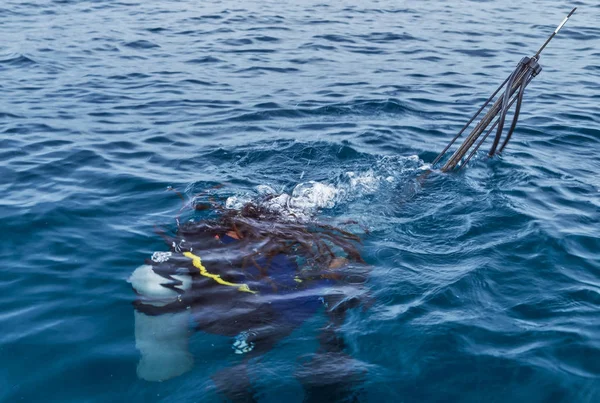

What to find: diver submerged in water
left=129, top=193, right=371, bottom=401
left=128, top=7, right=578, bottom=401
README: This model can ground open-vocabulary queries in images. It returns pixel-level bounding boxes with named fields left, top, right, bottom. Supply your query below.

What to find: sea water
left=1, top=1, right=599, bottom=401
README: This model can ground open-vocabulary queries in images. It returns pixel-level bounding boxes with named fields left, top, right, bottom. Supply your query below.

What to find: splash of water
left=225, top=155, right=426, bottom=221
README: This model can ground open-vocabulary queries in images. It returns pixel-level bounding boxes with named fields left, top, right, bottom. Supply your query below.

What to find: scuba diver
left=127, top=7, right=578, bottom=401
left=129, top=194, right=371, bottom=401
left=128, top=10, right=578, bottom=400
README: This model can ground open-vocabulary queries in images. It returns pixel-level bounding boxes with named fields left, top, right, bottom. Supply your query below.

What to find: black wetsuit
left=134, top=232, right=336, bottom=350
left=133, top=229, right=363, bottom=401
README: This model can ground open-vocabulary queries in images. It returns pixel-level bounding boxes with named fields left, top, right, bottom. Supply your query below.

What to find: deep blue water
left=1, top=0, right=599, bottom=401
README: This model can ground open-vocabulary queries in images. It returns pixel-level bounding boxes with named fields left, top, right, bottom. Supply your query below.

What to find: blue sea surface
left=1, top=0, right=599, bottom=401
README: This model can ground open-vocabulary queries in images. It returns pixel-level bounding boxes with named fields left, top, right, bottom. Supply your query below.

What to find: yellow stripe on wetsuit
left=182, top=251, right=257, bottom=294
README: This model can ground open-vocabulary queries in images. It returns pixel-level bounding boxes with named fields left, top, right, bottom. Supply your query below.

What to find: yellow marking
left=183, top=251, right=257, bottom=294
left=294, top=276, right=303, bottom=283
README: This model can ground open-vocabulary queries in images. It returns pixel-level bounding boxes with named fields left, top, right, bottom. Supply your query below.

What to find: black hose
left=488, top=61, right=527, bottom=156
left=460, top=71, right=535, bottom=169
left=461, top=89, right=521, bottom=169
left=498, top=69, right=533, bottom=153
left=440, top=65, right=529, bottom=172
left=431, top=74, right=511, bottom=166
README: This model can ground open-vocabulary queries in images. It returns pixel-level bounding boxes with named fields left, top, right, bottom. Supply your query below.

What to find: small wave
left=357, top=32, right=418, bottom=44
left=178, top=79, right=218, bottom=86
left=344, top=45, right=388, bottom=55
left=145, top=27, right=169, bottom=33
left=253, top=35, right=280, bottom=43
left=313, top=34, right=356, bottom=44
left=288, top=56, right=331, bottom=65
left=190, top=14, right=224, bottom=21
left=107, top=72, right=151, bottom=80
left=236, top=66, right=300, bottom=74
left=0, top=112, right=24, bottom=119
left=123, top=40, right=160, bottom=49
left=0, top=54, right=37, bottom=67
left=454, top=48, right=496, bottom=58
left=185, top=56, right=223, bottom=64
left=210, top=98, right=417, bottom=125
left=298, top=43, right=337, bottom=51
left=223, top=48, right=277, bottom=54
left=222, top=38, right=253, bottom=46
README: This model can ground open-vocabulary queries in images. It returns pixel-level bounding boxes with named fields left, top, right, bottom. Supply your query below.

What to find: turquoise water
left=1, top=0, right=599, bottom=401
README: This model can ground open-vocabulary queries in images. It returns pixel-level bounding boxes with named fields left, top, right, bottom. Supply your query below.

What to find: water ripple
left=1, top=0, right=599, bottom=401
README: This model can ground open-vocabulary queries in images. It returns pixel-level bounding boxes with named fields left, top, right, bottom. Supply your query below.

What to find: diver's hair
left=173, top=195, right=365, bottom=271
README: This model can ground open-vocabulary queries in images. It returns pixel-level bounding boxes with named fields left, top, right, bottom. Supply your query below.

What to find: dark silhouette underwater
left=129, top=196, right=371, bottom=402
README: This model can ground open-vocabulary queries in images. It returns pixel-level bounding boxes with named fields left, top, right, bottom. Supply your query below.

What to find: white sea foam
left=225, top=155, right=426, bottom=221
